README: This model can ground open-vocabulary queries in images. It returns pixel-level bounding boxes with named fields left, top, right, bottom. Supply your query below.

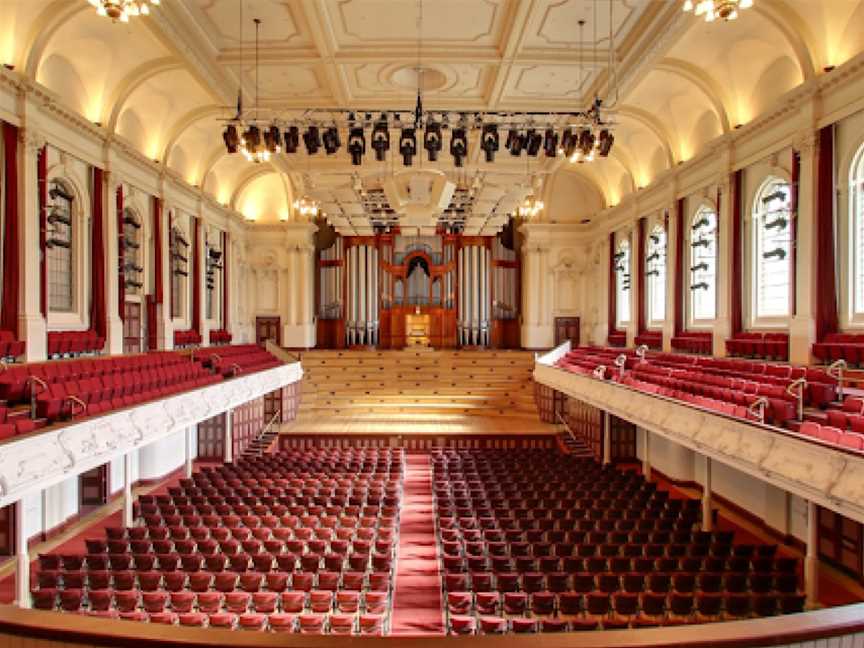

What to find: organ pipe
left=345, top=243, right=379, bottom=346
left=457, top=244, right=490, bottom=347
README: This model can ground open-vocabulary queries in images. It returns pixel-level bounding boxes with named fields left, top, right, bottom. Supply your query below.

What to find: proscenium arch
left=654, top=58, right=732, bottom=134
left=615, top=106, right=677, bottom=170
left=161, top=104, right=226, bottom=165
left=105, top=58, right=183, bottom=132
left=752, top=2, right=817, bottom=81
left=20, top=0, right=89, bottom=78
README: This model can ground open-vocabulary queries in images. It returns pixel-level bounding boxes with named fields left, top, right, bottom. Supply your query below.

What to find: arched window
left=122, top=208, right=143, bottom=296
left=752, top=177, right=792, bottom=319
left=170, top=224, right=189, bottom=319
left=205, top=233, right=223, bottom=321
left=689, top=206, right=717, bottom=321
left=646, top=224, right=666, bottom=324
left=47, top=179, right=75, bottom=312
left=851, top=145, right=864, bottom=316
left=614, top=239, right=631, bottom=326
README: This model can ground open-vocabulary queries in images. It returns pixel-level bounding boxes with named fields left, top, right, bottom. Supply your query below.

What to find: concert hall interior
left=2, top=0, right=864, bottom=645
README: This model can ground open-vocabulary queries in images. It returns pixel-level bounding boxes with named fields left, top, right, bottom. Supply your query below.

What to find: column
left=642, top=429, right=651, bottom=480
left=17, top=126, right=48, bottom=361
left=662, top=204, right=677, bottom=352
left=702, top=455, right=712, bottom=532
left=14, top=499, right=29, bottom=607
left=105, top=173, right=124, bottom=354
left=602, top=411, right=611, bottom=466
left=224, top=410, right=233, bottom=464
left=123, top=451, right=133, bottom=528
left=185, top=427, right=194, bottom=478
left=805, top=500, right=819, bottom=608
left=789, top=131, right=818, bottom=365
left=714, top=147, right=734, bottom=356
left=626, top=227, right=637, bottom=348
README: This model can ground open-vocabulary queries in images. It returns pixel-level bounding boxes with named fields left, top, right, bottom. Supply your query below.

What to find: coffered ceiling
left=3, top=0, right=864, bottom=231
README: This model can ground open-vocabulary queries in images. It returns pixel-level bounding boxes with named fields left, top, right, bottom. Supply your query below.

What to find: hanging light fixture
left=682, top=0, right=753, bottom=22
left=89, top=0, right=160, bottom=22
left=517, top=195, right=544, bottom=220
left=293, top=197, right=320, bottom=219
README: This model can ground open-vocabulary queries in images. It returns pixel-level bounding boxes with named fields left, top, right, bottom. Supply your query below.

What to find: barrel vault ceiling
left=2, top=0, right=863, bottom=229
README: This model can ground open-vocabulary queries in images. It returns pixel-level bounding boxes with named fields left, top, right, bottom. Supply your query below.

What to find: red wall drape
left=117, top=185, right=125, bottom=322
left=673, top=198, right=685, bottom=337
left=636, top=217, right=646, bottom=335
left=1, top=123, right=19, bottom=336
left=222, top=230, right=229, bottom=331
left=790, top=150, right=800, bottom=317
left=816, top=124, right=838, bottom=341
left=38, top=145, right=47, bottom=318
left=607, top=231, right=617, bottom=339
left=90, top=167, right=107, bottom=341
left=730, top=169, right=744, bottom=336
left=153, top=197, right=163, bottom=305
left=192, top=216, right=201, bottom=336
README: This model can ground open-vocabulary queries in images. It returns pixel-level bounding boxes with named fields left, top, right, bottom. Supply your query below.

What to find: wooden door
left=264, top=389, right=281, bottom=422
left=256, top=316, right=281, bottom=347
left=0, top=505, right=14, bottom=555
left=197, top=414, right=226, bottom=460
left=554, top=317, right=580, bottom=347
left=123, top=302, right=142, bottom=354
left=610, top=415, right=638, bottom=462
left=819, top=507, right=864, bottom=578
left=79, top=465, right=108, bottom=508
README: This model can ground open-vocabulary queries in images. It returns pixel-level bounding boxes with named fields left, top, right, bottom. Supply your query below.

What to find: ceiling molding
left=161, top=104, right=226, bottom=166
left=21, top=1, right=90, bottom=79
left=616, top=105, right=677, bottom=169
left=655, top=58, right=731, bottom=134
left=104, top=58, right=182, bottom=133
left=752, top=2, right=817, bottom=81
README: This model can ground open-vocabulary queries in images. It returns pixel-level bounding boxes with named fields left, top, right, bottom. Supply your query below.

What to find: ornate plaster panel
left=0, top=363, right=303, bottom=508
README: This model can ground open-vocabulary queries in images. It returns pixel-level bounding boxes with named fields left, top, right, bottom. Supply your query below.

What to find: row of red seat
left=0, top=330, right=25, bottom=359
left=634, top=331, right=662, bottom=350
left=671, top=332, right=712, bottom=355
left=812, top=333, right=864, bottom=365
left=47, top=330, right=104, bottom=358
left=209, top=329, right=233, bottom=345
left=726, top=332, right=789, bottom=361
left=799, top=422, right=864, bottom=449
left=202, top=345, right=282, bottom=377
left=174, top=330, right=202, bottom=347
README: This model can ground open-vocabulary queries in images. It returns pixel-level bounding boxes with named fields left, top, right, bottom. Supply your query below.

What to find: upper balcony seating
left=608, top=332, right=627, bottom=348
left=0, top=330, right=25, bottom=361
left=174, top=330, right=203, bottom=348
left=725, top=333, right=789, bottom=362
left=634, top=331, right=662, bottom=350
left=812, top=333, right=864, bottom=367
left=670, top=332, right=712, bottom=355
left=799, top=421, right=864, bottom=450
left=201, top=345, right=282, bottom=378
left=47, top=330, right=104, bottom=359
left=209, top=329, right=233, bottom=345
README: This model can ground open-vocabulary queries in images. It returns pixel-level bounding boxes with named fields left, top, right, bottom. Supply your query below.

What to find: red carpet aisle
left=389, top=451, right=445, bottom=635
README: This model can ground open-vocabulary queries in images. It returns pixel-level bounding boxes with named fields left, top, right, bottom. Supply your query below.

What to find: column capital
left=19, top=127, right=45, bottom=154
left=792, top=129, right=819, bottom=156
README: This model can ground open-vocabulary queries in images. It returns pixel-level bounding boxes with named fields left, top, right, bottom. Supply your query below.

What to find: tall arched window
left=122, top=208, right=143, bottom=296
left=170, top=224, right=189, bottom=319
left=689, top=206, right=717, bottom=321
left=752, top=177, right=792, bottom=319
left=646, top=224, right=666, bottom=324
left=614, top=239, right=631, bottom=326
left=47, top=179, right=75, bottom=312
left=851, top=144, right=864, bottom=316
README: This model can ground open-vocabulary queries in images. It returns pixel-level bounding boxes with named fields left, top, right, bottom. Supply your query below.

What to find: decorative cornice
left=0, top=362, right=303, bottom=508
left=534, top=363, right=864, bottom=525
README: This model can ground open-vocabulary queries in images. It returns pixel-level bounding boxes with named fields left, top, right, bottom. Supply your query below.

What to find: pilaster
left=714, top=152, right=734, bottom=357
left=280, top=222, right=317, bottom=348
left=104, top=170, right=123, bottom=355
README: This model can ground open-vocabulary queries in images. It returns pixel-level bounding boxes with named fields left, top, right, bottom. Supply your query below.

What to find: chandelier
left=292, top=197, right=320, bottom=219
left=517, top=195, right=544, bottom=220
left=683, top=0, right=753, bottom=22
left=88, top=0, right=159, bottom=22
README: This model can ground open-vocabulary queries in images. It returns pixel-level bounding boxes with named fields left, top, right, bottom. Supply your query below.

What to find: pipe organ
left=345, top=243, right=379, bottom=346
left=316, top=233, right=517, bottom=349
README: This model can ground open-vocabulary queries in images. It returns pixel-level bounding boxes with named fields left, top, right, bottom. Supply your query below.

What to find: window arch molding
left=749, top=172, right=794, bottom=323
left=45, top=167, right=89, bottom=329
left=688, top=199, right=719, bottom=325
left=845, top=138, right=864, bottom=324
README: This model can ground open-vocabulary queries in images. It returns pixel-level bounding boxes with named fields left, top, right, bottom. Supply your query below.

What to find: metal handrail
left=555, top=410, right=578, bottom=446
left=828, top=359, right=847, bottom=401
left=748, top=397, right=769, bottom=424
left=250, top=409, right=282, bottom=456
left=27, top=375, right=48, bottom=418
left=593, top=365, right=607, bottom=379
left=785, top=378, right=807, bottom=421
left=66, top=395, right=87, bottom=419
left=635, top=344, right=649, bottom=362
left=230, top=363, right=242, bottom=375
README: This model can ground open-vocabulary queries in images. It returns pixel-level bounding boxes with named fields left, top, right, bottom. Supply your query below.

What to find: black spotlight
left=561, top=128, right=577, bottom=158
left=450, top=128, right=468, bottom=167
left=543, top=128, right=558, bottom=157
left=399, top=128, right=417, bottom=166
left=424, top=121, right=443, bottom=161
left=598, top=129, right=614, bottom=157
left=283, top=126, right=299, bottom=153
left=579, top=128, right=595, bottom=156
left=481, top=124, right=499, bottom=163
left=507, top=128, right=525, bottom=156
left=263, top=125, right=281, bottom=154
left=322, top=126, right=341, bottom=155
left=347, top=127, right=366, bottom=166
left=303, top=126, right=321, bottom=154
left=526, top=129, right=542, bottom=157
left=371, top=115, right=390, bottom=161
left=223, top=124, right=239, bottom=153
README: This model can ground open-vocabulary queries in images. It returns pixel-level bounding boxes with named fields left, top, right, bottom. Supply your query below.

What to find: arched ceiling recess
left=1, top=0, right=861, bottom=225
